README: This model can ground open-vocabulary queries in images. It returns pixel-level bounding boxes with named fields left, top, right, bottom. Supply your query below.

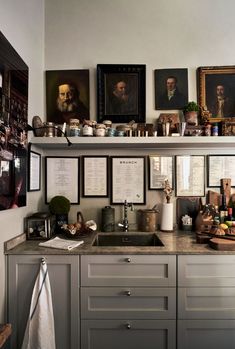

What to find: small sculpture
left=163, top=179, right=173, bottom=203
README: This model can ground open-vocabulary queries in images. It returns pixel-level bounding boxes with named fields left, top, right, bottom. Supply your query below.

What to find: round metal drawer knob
left=126, top=258, right=131, bottom=263
left=125, top=290, right=131, bottom=296
left=126, top=323, right=131, bottom=329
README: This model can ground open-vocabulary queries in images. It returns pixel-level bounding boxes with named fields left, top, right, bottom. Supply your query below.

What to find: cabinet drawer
left=178, top=255, right=235, bottom=287
left=81, top=255, right=176, bottom=286
left=178, top=287, right=235, bottom=319
left=81, top=319, right=176, bottom=349
left=178, top=319, right=235, bottom=349
left=81, top=287, right=176, bottom=319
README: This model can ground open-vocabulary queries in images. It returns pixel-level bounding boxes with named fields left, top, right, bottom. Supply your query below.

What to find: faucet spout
left=119, top=200, right=134, bottom=232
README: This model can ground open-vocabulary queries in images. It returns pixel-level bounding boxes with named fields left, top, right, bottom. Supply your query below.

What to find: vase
left=160, top=203, right=174, bottom=232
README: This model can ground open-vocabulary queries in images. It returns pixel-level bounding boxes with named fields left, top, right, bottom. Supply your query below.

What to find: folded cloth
left=21, top=260, right=56, bottom=349
left=39, top=236, right=84, bottom=250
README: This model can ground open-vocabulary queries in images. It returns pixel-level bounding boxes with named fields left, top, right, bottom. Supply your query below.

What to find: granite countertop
left=4, top=230, right=235, bottom=255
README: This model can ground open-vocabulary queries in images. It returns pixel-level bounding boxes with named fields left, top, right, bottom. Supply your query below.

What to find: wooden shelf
left=29, top=136, right=235, bottom=150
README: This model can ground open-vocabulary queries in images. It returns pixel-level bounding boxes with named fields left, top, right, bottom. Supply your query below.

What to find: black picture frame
left=111, top=156, right=146, bottom=205
left=45, top=156, right=80, bottom=204
left=207, top=155, right=235, bottom=187
left=148, top=155, right=174, bottom=190
left=97, top=64, right=146, bottom=123
left=154, top=68, right=188, bottom=110
left=82, top=156, right=109, bottom=197
left=28, top=150, right=41, bottom=191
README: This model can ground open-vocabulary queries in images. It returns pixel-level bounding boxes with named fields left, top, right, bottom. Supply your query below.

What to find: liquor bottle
left=225, top=207, right=234, bottom=222
left=219, top=192, right=228, bottom=223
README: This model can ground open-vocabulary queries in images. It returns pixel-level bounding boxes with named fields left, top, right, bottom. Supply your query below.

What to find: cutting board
left=209, top=237, right=235, bottom=250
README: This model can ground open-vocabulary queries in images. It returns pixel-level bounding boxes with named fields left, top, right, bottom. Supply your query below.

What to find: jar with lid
left=82, top=120, right=96, bottom=136
left=212, top=122, right=219, bottom=136
left=69, top=118, right=80, bottom=136
left=95, top=124, right=106, bottom=137
left=204, top=122, right=211, bottom=136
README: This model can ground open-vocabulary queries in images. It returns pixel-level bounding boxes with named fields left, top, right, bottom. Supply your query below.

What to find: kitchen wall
left=1, top=0, right=235, bottom=323
left=0, top=0, right=44, bottom=322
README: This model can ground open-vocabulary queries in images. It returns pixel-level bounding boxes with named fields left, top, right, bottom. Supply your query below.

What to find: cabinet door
left=178, top=255, right=235, bottom=287
left=178, top=287, right=235, bottom=319
left=82, top=319, right=176, bottom=349
left=178, top=320, right=235, bottom=349
left=7, top=255, right=79, bottom=349
left=81, top=287, right=176, bottom=319
left=81, top=255, right=176, bottom=287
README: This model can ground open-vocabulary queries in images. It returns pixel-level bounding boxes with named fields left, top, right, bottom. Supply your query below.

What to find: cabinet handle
left=126, top=323, right=131, bottom=329
left=125, top=258, right=131, bottom=263
left=125, top=290, right=131, bottom=296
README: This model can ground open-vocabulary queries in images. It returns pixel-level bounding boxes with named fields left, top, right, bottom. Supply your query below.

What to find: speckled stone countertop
left=4, top=230, right=235, bottom=255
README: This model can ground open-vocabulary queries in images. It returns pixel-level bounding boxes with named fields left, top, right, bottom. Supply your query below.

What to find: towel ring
left=41, top=257, right=46, bottom=265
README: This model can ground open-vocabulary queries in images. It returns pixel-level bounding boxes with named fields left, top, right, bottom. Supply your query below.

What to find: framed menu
left=208, top=155, right=235, bottom=187
left=148, top=155, right=174, bottom=190
left=45, top=156, right=79, bottom=204
left=82, top=156, right=108, bottom=197
left=28, top=150, right=41, bottom=191
left=111, top=156, right=146, bottom=204
left=176, top=155, right=205, bottom=197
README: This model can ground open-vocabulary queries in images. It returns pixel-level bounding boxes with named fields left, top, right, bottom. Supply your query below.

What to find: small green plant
left=49, top=195, right=70, bottom=214
left=183, top=101, right=200, bottom=113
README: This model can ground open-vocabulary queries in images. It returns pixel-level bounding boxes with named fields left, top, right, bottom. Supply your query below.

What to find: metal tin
left=101, top=206, right=115, bottom=232
left=82, top=124, right=93, bottom=136
left=44, top=122, right=55, bottom=137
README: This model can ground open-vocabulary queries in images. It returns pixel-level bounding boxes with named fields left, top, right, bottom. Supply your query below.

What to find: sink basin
left=92, top=233, right=164, bottom=247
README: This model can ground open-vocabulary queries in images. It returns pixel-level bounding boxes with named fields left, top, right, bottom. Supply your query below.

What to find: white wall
left=0, top=0, right=44, bottom=322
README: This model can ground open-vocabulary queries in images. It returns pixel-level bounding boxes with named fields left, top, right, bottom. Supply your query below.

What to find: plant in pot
left=49, top=195, right=71, bottom=233
left=183, top=101, right=200, bottom=126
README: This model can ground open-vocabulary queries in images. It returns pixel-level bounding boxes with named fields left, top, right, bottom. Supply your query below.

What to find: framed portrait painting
left=46, top=69, right=90, bottom=125
left=198, top=66, right=235, bottom=118
left=97, top=64, right=146, bottom=123
left=155, top=68, right=188, bottom=110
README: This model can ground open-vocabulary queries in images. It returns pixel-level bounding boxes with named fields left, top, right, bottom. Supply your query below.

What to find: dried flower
left=163, top=179, right=173, bottom=203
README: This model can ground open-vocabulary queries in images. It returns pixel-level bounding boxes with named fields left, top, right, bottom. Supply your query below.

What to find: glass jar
left=204, top=122, right=211, bottom=136
left=69, top=118, right=80, bottom=136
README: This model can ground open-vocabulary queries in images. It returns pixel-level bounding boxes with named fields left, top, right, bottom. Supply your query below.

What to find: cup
left=177, top=122, right=187, bottom=136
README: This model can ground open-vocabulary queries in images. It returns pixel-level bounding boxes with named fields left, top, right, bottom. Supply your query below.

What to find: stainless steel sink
left=92, top=232, right=164, bottom=247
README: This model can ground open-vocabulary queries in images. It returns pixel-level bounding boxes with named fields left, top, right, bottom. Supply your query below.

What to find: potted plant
left=49, top=195, right=71, bottom=233
left=183, top=101, right=200, bottom=126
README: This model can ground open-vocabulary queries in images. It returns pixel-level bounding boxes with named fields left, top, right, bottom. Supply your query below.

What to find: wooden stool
left=0, top=324, right=12, bottom=348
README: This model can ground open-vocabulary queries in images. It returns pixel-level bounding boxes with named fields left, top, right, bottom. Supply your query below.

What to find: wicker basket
left=62, top=211, right=93, bottom=238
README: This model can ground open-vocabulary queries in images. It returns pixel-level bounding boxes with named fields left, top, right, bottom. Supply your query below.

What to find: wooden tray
left=209, top=237, right=235, bottom=250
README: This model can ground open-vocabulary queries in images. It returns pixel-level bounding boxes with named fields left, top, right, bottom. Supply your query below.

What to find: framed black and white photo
left=97, top=64, right=146, bottom=123
left=176, top=155, right=205, bottom=197
left=148, top=155, right=174, bottom=190
left=45, top=157, right=80, bottom=204
left=28, top=150, right=41, bottom=191
left=208, top=155, right=235, bottom=187
left=82, top=156, right=108, bottom=197
left=111, top=156, right=146, bottom=204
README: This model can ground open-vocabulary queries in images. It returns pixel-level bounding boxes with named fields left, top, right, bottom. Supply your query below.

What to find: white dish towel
left=21, top=258, right=56, bottom=349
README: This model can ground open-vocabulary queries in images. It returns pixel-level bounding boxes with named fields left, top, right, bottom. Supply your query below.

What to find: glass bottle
left=219, top=192, right=228, bottom=223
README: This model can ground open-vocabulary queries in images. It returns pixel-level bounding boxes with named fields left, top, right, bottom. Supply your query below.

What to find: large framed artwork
left=198, top=66, right=235, bottom=118
left=97, top=64, right=146, bottom=123
left=155, top=68, right=188, bottom=110
left=46, top=69, right=90, bottom=125
left=0, top=31, right=28, bottom=211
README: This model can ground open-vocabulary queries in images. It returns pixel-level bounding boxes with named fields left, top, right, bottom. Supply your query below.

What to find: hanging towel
left=21, top=259, right=56, bottom=349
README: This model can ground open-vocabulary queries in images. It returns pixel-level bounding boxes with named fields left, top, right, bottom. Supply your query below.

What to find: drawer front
left=178, top=319, right=235, bottom=349
left=81, top=255, right=176, bottom=286
left=82, top=319, right=176, bottom=349
left=178, top=287, right=235, bottom=319
left=178, top=255, right=235, bottom=287
left=81, top=287, right=176, bottom=319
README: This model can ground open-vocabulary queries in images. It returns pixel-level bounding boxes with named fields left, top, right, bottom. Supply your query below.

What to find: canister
left=69, top=118, right=80, bottom=136
left=137, top=209, right=158, bottom=232
left=101, top=206, right=115, bottom=232
left=82, top=124, right=93, bottom=136
left=95, top=124, right=106, bottom=137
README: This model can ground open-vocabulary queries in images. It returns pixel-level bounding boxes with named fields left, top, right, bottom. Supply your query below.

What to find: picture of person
left=208, top=84, right=235, bottom=118
left=155, top=69, right=188, bottom=110
left=106, top=76, right=138, bottom=115
left=46, top=70, right=90, bottom=124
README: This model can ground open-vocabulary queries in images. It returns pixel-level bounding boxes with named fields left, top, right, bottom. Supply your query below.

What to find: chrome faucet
left=118, top=200, right=134, bottom=232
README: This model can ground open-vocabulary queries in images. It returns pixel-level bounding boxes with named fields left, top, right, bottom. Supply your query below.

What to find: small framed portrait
left=198, top=66, right=235, bottom=118
left=97, top=64, right=146, bottom=123
left=155, top=68, right=188, bottom=110
left=46, top=69, right=90, bottom=125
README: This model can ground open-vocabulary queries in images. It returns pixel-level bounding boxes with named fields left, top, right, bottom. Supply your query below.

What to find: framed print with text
left=82, top=156, right=108, bottom=197
left=148, top=155, right=174, bottom=190
left=208, top=155, right=235, bottom=187
left=45, top=157, right=79, bottom=204
left=28, top=150, right=41, bottom=191
left=176, top=155, right=205, bottom=197
left=111, top=156, right=146, bottom=204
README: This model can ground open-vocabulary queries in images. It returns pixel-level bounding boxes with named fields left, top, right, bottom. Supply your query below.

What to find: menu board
left=208, top=155, right=235, bottom=187
left=83, top=156, right=108, bottom=197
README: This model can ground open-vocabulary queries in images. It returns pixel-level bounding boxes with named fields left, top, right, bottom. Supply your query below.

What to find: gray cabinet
left=7, top=255, right=79, bottom=349
left=81, top=255, right=176, bottom=349
left=178, top=255, right=235, bottom=349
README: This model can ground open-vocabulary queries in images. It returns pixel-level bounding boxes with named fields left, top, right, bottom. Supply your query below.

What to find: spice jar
left=95, top=124, right=106, bottom=137
left=69, top=118, right=80, bottom=136
left=212, top=122, right=219, bottom=136
left=82, top=120, right=96, bottom=136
